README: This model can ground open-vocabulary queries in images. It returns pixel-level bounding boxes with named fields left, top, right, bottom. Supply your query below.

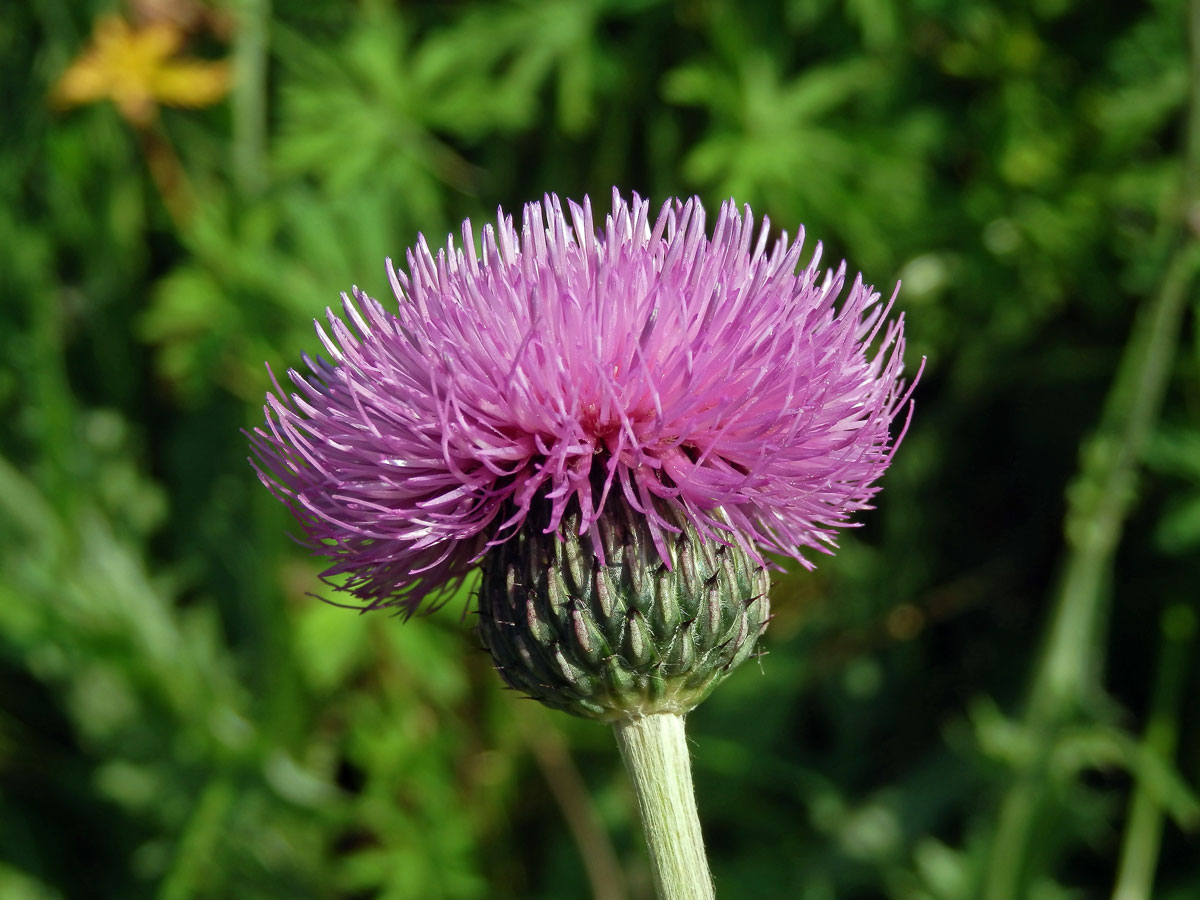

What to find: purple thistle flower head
left=250, top=189, right=919, bottom=617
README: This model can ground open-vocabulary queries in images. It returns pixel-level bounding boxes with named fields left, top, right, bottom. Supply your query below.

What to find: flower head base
left=250, top=190, right=918, bottom=617
left=478, top=486, right=771, bottom=720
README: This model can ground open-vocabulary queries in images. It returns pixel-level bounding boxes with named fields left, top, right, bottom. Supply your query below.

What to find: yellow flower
left=53, top=15, right=230, bottom=127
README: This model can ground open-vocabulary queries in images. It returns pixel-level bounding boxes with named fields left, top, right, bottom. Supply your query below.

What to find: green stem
left=232, top=0, right=270, bottom=197
left=1035, top=243, right=1200, bottom=725
left=979, top=0, right=1200, bottom=891
left=1110, top=604, right=1197, bottom=900
left=613, top=713, right=714, bottom=900
left=981, top=215, right=1200, bottom=900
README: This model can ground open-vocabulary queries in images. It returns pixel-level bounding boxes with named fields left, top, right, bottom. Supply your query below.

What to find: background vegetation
left=2, top=0, right=1198, bottom=897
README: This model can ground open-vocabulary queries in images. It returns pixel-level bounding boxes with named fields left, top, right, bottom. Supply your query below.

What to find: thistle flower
left=250, top=189, right=917, bottom=621
left=252, top=189, right=919, bottom=898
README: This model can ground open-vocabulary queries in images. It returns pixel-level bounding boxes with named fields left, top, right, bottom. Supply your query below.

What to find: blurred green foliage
left=2, top=0, right=1199, bottom=898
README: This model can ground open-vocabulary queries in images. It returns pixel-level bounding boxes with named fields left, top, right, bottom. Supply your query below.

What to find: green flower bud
left=477, top=494, right=771, bottom=721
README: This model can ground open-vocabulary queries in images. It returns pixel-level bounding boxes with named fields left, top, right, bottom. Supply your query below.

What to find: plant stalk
left=979, top=0, right=1200, bottom=892
left=232, top=0, right=270, bottom=196
left=1110, top=604, right=1197, bottom=900
left=613, top=713, right=715, bottom=900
